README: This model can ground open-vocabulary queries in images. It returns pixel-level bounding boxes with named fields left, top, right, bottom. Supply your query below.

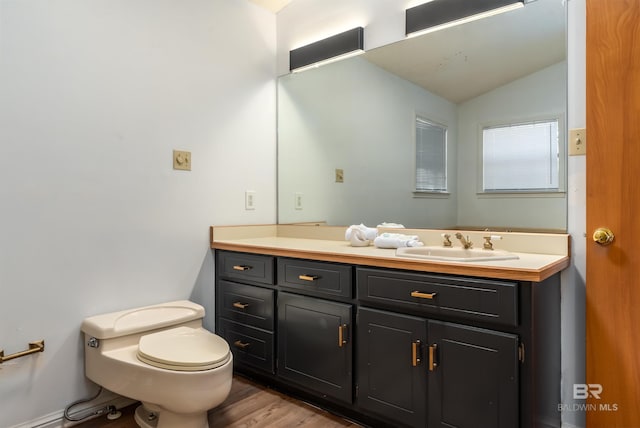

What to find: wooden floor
left=76, top=376, right=362, bottom=428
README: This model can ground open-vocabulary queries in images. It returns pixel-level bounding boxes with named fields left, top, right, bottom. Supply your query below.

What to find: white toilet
left=81, top=300, right=233, bottom=428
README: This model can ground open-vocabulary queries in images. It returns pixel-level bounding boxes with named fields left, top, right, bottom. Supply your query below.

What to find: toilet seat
left=137, top=326, right=230, bottom=371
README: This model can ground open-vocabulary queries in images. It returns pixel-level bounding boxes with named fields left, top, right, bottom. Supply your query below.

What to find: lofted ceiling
left=364, top=0, right=566, bottom=103
left=248, top=0, right=294, bottom=13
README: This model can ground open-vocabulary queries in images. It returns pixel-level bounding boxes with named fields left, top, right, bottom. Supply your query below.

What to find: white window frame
left=478, top=114, right=566, bottom=196
left=413, top=114, right=449, bottom=197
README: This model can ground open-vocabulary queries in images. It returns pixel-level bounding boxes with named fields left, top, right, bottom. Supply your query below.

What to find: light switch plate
left=294, top=193, right=303, bottom=210
left=569, top=128, right=587, bottom=156
left=245, top=191, right=256, bottom=210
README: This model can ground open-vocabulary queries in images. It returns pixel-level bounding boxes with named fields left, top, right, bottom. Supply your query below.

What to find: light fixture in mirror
left=277, top=0, right=567, bottom=231
left=289, top=27, right=364, bottom=73
left=406, top=0, right=524, bottom=37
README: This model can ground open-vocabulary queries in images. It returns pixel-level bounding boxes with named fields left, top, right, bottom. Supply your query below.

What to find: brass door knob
left=593, top=228, right=615, bottom=245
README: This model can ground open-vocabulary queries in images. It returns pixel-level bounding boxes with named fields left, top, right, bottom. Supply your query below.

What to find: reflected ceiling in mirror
left=277, top=0, right=567, bottom=231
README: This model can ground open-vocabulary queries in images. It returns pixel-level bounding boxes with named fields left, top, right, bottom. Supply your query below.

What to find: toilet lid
left=137, top=326, right=230, bottom=371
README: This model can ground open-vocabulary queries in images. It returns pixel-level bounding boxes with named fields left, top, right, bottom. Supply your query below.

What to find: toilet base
left=134, top=403, right=209, bottom=428
left=134, top=405, right=158, bottom=428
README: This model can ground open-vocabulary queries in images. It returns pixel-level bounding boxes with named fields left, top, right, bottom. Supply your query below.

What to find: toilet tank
left=81, top=300, right=205, bottom=339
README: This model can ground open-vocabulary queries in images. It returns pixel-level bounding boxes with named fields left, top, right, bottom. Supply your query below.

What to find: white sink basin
left=396, top=246, right=519, bottom=262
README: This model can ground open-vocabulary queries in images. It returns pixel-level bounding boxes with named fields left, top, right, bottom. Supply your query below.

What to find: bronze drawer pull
left=338, top=324, right=348, bottom=347
left=412, top=340, right=422, bottom=367
left=410, top=291, right=437, bottom=300
left=232, top=302, right=249, bottom=309
left=429, top=344, right=438, bottom=371
left=233, top=340, right=251, bottom=349
left=299, top=274, right=319, bottom=282
left=232, top=265, right=252, bottom=271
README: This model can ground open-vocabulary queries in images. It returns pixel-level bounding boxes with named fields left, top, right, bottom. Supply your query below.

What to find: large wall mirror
left=278, top=0, right=567, bottom=231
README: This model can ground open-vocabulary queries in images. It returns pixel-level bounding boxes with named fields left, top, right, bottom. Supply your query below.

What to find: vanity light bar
left=289, top=27, right=364, bottom=73
left=406, top=0, right=525, bottom=37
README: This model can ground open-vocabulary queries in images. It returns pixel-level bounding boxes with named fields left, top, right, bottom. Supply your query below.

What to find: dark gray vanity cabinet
left=215, top=251, right=276, bottom=373
left=278, top=291, right=353, bottom=403
left=214, top=250, right=561, bottom=428
left=357, top=267, right=559, bottom=428
left=357, top=308, right=518, bottom=428
left=276, top=257, right=354, bottom=404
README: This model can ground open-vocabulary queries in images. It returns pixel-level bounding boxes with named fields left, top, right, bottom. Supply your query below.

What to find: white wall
left=562, top=0, right=586, bottom=426
left=457, top=61, right=567, bottom=230
left=0, top=1, right=276, bottom=426
left=278, top=56, right=457, bottom=228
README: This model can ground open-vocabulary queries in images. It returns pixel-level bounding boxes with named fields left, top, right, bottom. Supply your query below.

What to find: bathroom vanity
left=211, top=225, right=569, bottom=428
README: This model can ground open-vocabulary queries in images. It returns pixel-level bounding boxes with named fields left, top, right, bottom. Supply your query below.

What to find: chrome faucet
left=454, top=232, right=473, bottom=249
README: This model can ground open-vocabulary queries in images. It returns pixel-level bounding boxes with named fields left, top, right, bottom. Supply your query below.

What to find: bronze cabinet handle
left=429, top=344, right=438, bottom=371
left=411, top=291, right=437, bottom=299
left=412, top=340, right=422, bottom=367
left=338, top=324, right=348, bottom=347
left=233, top=340, right=251, bottom=349
left=232, top=302, right=249, bottom=309
left=232, top=265, right=252, bottom=271
left=299, top=274, right=320, bottom=281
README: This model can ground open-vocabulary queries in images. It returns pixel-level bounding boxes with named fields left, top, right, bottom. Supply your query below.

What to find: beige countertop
left=210, top=225, right=570, bottom=282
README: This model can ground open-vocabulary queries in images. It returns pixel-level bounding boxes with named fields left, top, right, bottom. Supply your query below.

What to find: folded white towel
left=374, top=233, right=424, bottom=249
left=348, top=228, right=370, bottom=247
left=345, top=224, right=378, bottom=241
left=377, top=222, right=405, bottom=229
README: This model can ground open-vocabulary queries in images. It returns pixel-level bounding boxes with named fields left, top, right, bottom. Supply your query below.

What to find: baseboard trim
left=10, top=394, right=136, bottom=428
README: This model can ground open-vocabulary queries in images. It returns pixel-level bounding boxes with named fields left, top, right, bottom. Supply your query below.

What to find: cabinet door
left=357, top=307, right=427, bottom=428
left=427, top=321, right=519, bottom=428
left=277, top=292, right=353, bottom=403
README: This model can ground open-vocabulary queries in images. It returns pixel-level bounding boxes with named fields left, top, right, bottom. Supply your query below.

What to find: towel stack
left=373, top=232, right=423, bottom=249
left=345, top=224, right=378, bottom=247
left=345, top=223, right=419, bottom=248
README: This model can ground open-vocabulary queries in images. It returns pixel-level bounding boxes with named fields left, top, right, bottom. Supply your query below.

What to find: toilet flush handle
left=87, top=337, right=100, bottom=348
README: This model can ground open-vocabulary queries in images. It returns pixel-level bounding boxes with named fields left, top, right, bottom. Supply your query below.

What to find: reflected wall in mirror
left=278, top=0, right=567, bottom=231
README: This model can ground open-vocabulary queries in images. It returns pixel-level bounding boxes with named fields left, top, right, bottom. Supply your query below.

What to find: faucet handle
left=441, top=233, right=452, bottom=247
left=483, top=235, right=502, bottom=250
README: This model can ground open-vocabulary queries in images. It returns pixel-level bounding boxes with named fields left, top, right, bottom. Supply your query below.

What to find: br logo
left=573, top=384, right=603, bottom=400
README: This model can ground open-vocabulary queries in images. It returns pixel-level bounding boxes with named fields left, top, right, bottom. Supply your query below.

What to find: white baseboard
left=10, top=393, right=136, bottom=428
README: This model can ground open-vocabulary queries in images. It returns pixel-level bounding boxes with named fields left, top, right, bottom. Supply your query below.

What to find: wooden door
left=586, top=0, right=640, bottom=426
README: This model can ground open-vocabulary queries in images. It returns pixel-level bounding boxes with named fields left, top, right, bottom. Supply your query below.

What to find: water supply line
left=63, top=387, right=122, bottom=422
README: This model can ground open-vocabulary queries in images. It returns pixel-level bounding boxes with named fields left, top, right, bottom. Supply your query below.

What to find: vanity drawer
left=217, top=251, right=274, bottom=286
left=218, top=280, right=274, bottom=331
left=357, top=268, right=518, bottom=326
left=218, top=318, right=274, bottom=373
left=277, top=258, right=352, bottom=299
